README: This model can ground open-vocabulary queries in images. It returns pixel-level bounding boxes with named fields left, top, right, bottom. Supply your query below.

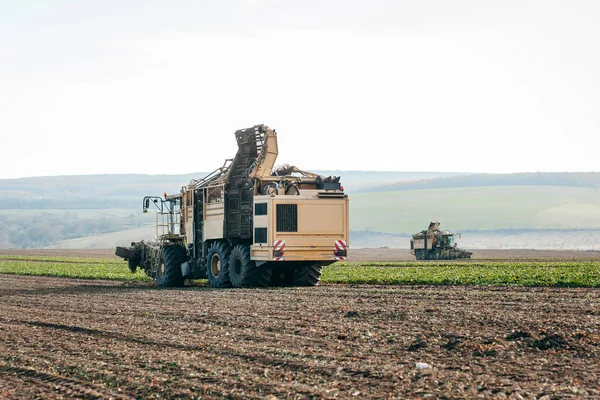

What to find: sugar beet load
left=116, top=124, right=350, bottom=288
left=410, top=222, right=472, bottom=260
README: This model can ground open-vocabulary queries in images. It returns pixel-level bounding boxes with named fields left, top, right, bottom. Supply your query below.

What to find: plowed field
left=1, top=262, right=600, bottom=399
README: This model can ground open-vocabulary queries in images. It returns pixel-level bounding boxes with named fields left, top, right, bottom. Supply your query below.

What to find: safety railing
left=155, top=211, right=182, bottom=240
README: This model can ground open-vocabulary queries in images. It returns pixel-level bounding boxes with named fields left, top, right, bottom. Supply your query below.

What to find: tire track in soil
left=1, top=317, right=366, bottom=398
left=14, top=319, right=396, bottom=386
left=0, top=365, right=132, bottom=399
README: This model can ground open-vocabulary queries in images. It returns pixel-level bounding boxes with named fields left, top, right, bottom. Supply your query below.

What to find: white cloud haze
left=0, top=0, right=598, bottom=178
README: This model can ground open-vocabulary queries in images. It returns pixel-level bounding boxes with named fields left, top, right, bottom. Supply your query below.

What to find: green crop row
left=0, top=259, right=150, bottom=281
left=1, top=258, right=599, bottom=287
left=0, top=255, right=123, bottom=264
left=324, top=261, right=600, bottom=287
left=334, top=260, right=599, bottom=268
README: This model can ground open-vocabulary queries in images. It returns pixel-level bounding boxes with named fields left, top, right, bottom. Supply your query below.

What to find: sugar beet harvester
left=116, top=125, right=350, bottom=288
left=410, top=222, right=472, bottom=260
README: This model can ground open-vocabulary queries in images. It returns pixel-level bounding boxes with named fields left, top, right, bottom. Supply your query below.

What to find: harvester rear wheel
left=206, top=241, right=232, bottom=288
left=156, top=245, right=185, bottom=288
left=291, top=263, right=323, bottom=287
left=229, top=245, right=272, bottom=288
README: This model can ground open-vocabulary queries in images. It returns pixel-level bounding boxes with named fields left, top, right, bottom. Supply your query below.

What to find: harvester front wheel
left=291, top=263, right=323, bottom=287
left=206, top=241, right=232, bottom=288
left=229, top=245, right=272, bottom=288
left=156, top=245, right=185, bottom=288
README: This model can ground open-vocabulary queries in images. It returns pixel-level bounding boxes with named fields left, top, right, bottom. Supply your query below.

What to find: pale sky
left=0, top=0, right=598, bottom=179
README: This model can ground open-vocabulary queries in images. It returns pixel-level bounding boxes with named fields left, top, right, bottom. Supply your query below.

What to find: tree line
left=0, top=212, right=150, bottom=249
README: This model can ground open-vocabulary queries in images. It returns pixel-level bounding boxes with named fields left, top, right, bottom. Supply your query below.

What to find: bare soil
left=1, top=249, right=600, bottom=398
left=1, top=273, right=600, bottom=398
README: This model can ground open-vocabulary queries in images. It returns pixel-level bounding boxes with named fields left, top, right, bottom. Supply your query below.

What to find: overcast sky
left=0, top=0, right=598, bottom=179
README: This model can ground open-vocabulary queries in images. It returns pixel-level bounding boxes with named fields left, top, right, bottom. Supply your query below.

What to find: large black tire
left=156, top=245, right=185, bottom=288
left=206, top=241, right=232, bottom=288
left=291, top=263, right=323, bottom=287
left=228, top=245, right=272, bottom=288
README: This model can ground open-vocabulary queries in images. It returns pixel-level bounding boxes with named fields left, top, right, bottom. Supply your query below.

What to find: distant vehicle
left=410, top=222, right=472, bottom=260
left=115, top=124, right=350, bottom=288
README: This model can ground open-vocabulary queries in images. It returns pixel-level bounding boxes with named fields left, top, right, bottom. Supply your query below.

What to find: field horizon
left=1, top=171, right=599, bottom=250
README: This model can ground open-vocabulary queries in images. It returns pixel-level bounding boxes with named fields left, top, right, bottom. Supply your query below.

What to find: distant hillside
left=0, top=173, right=209, bottom=209
left=350, top=185, right=600, bottom=233
left=2, top=171, right=600, bottom=249
left=0, top=170, right=463, bottom=248
left=50, top=226, right=156, bottom=250
left=0, top=209, right=155, bottom=249
left=312, top=171, right=468, bottom=192
left=358, top=172, right=600, bottom=193
left=0, top=170, right=464, bottom=209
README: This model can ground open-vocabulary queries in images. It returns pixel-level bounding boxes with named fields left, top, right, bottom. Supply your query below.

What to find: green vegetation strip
left=0, top=255, right=123, bottom=264
left=0, top=259, right=150, bottom=281
left=324, top=261, right=600, bottom=287
left=0, top=258, right=598, bottom=287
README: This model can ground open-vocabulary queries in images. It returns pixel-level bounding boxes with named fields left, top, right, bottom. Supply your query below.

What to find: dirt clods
left=1, top=274, right=600, bottom=398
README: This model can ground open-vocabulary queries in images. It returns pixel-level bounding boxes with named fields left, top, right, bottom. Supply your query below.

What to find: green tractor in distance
left=410, top=221, right=472, bottom=260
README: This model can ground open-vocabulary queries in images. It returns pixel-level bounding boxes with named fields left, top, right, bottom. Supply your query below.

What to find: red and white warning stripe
left=273, top=239, right=285, bottom=261
left=334, top=239, right=347, bottom=261
left=334, top=239, right=347, bottom=251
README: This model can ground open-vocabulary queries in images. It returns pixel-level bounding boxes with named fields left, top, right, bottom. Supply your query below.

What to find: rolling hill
left=350, top=185, right=600, bottom=233
left=357, top=172, right=600, bottom=193
left=1, top=172, right=599, bottom=250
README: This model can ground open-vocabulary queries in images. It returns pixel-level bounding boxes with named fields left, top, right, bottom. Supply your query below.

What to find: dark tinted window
left=255, top=203, right=267, bottom=215
left=254, top=227, right=267, bottom=243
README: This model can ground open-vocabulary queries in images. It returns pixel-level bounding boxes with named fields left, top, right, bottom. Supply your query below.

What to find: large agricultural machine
left=116, top=124, right=349, bottom=288
left=410, top=222, right=472, bottom=260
